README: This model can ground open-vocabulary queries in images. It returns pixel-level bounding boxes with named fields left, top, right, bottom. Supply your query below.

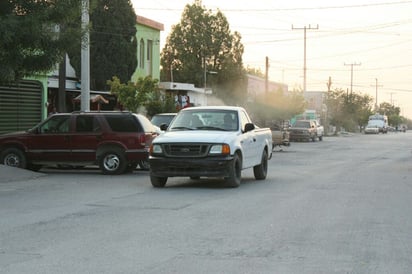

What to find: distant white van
left=367, top=114, right=388, bottom=133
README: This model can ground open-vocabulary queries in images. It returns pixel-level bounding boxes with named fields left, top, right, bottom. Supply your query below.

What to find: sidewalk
left=0, top=165, right=46, bottom=183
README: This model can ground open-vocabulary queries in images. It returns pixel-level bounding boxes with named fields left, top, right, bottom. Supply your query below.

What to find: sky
left=131, top=0, right=412, bottom=118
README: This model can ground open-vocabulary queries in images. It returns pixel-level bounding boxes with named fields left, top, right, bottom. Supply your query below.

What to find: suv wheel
left=0, top=148, right=27, bottom=169
left=99, top=149, right=127, bottom=175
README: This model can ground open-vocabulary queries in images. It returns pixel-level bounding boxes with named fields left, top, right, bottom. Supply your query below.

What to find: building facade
left=132, top=15, right=164, bottom=82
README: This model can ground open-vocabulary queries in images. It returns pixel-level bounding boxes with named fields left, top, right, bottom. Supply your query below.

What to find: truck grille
left=163, top=143, right=210, bottom=157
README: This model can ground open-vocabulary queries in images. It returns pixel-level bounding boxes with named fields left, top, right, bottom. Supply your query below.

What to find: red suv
left=0, top=111, right=158, bottom=174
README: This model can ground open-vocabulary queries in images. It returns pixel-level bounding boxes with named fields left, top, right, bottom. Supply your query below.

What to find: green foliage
left=247, top=89, right=306, bottom=126
left=107, top=76, right=159, bottom=113
left=0, top=0, right=83, bottom=83
left=377, top=102, right=401, bottom=126
left=160, top=0, right=247, bottom=104
left=68, top=0, right=137, bottom=91
left=145, top=93, right=177, bottom=117
left=326, top=89, right=374, bottom=132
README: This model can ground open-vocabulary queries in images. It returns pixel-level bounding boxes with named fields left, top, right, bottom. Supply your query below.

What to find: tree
left=326, top=88, right=374, bottom=132
left=377, top=102, right=402, bottom=126
left=0, top=0, right=83, bottom=83
left=107, top=76, right=158, bottom=113
left=160, top=0, right=247, bottom=105
left=68, top=0, right=137, bottom=91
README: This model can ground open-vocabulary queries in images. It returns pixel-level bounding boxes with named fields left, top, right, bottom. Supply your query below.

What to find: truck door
left=239, top=111, right=257, bottom=168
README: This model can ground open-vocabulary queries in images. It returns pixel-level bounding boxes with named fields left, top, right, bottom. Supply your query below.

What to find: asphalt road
left=1, top=132, right=411, bottom=274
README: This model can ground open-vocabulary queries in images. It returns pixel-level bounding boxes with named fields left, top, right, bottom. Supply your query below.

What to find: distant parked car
left=150, top=113, right=177, bottom=128
left=270, top=121, right=290, bottom=149
left=0, top=111, right=158, bottom=174
left=289, top=120, right=317, bottom=142
left=364, top=124, right=379, bottom=134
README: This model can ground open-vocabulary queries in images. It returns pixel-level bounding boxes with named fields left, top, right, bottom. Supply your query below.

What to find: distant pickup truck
left=310, top=119, right=324, bottom=141
left=149, top=106, right=273, bottom=188
left=289, top=120, right=318, bottom=142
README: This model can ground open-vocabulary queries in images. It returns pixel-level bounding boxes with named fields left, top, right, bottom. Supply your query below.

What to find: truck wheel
left=98, top=149, right=127, bottom=175
left=150, top=175, right=167, bottom=187
left=318, top=135, right=323, bottom=141
left=0, top=148, right=27, bottom=169
left=253, top=149, right=268, bottom=180
left=224, top=153, right=241, bottom=188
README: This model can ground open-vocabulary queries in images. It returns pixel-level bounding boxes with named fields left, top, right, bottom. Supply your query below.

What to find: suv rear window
left=105, top=115, right=141, bottom=132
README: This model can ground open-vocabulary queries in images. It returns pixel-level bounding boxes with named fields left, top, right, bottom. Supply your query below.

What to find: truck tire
left=0, top=147, right=27, bottom=169
left=98, top=149, right=127, bottom=175
left=318, top=135, right=323, bottom=141
left=254, top=149, right=268, bottom=180
left=150, top=175, right=167, bottom=187
left=224, top=153, right=241, bottom=188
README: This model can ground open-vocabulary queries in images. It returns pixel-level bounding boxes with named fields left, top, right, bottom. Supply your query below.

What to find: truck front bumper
left=149, top=155, right=234, bottom=178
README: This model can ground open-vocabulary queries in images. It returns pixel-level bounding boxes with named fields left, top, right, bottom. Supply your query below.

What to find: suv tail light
left=139, top=135, right=146, bottom=147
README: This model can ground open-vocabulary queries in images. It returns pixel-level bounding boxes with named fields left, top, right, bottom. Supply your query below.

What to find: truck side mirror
left=160, top=123, right=168, bottom=131
left=244, top=123, right=255, bottom=132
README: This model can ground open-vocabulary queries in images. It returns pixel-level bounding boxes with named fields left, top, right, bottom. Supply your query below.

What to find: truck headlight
left=150, top=144, right=163, bottom=155
left=209, top=144, right=230, bottom=155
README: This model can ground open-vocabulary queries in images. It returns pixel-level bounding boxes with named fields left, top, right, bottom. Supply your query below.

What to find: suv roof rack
left=71, top=110, right=132, bottom=114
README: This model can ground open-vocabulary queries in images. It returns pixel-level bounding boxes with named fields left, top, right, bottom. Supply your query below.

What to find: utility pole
left=81, top=0, right=90, bottom=111
left=387, top=92, right=396, bottom=105
left=292, top=24, right=319, bottom=92
left=344, top=62, right=361, bottom=96
left=371, top=78, right=383, bottom=111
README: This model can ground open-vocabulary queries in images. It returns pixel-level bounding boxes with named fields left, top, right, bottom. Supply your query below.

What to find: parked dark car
left=0, top=111, right=158, bottom=174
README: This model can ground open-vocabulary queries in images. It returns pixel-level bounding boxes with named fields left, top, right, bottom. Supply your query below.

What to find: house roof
left=136, top=15, right=164, bottom=31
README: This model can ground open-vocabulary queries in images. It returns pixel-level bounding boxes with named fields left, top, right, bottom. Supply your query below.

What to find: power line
left=136, top=1, right=412, bottom=12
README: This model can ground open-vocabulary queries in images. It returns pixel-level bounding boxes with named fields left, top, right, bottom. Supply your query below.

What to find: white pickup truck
left=149, top=106, right=273, bottom=188
left=311, top=119, right=324, bottom=141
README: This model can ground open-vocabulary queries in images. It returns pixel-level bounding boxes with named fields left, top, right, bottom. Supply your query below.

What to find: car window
left=104, top=115, right=141, bottom=132
left=170, top=110, right=238, bottom=131
left=151, top=114, right=176, bottom=127
left=294, top=121, right=310, bottom=128
left=39, top=115, right=70, bottom=134
left=239, top=111, right=250, bottom=131
left=76, top=116, right=101, bottom=133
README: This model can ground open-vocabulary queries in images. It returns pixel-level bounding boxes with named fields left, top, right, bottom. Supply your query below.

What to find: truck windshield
left=294, top=121, right=310, bottom=128
left=170, top=110, right=239, bottom=131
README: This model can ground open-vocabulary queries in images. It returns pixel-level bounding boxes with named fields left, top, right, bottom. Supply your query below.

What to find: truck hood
left=154, top=130, right=238, bottom=144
